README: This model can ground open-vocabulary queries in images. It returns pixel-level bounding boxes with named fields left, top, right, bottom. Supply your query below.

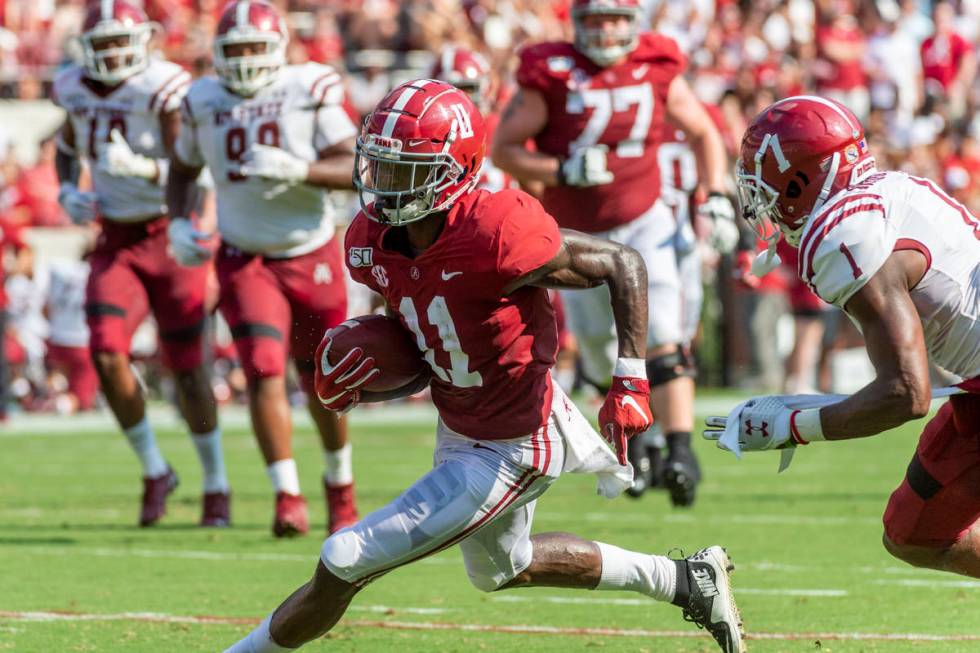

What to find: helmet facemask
left=354, top=134, right=472, bottom=226
left=215, top=34, right=285, bottom=96
left=573, top=9, right=639, bottom=66
left=81, top=24, right=154, bottom=85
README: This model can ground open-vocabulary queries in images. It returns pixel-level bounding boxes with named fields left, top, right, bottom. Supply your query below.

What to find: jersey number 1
left=399, top=295, right=483, bottom=388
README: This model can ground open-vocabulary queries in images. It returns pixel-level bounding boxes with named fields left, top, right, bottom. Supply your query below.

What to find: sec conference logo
left=372, top=265, right=389, bottom=288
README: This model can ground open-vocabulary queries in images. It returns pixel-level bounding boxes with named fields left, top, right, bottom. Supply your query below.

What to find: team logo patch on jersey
left=349, top=247, right=373, bottom=268
left=547, top=56, right=573, bottom=73
left=844, top=144, right=859, bottom=164
left=371, top=265, right=389, bottom=288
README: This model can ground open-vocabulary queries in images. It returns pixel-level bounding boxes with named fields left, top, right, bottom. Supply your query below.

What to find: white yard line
left=1, top=610, right=978, bottom=642
left=492, top=588, right=848, bottom=606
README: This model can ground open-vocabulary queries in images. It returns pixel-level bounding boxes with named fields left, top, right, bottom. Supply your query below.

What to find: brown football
left=323, top=315, right=426, bottom=392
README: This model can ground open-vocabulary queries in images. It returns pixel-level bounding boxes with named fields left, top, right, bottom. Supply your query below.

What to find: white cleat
left=677, top=546, right=746, bottom=653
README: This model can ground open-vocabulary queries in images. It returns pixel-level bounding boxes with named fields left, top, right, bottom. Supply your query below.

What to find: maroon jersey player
left=493, top=0, right=735, bottom=506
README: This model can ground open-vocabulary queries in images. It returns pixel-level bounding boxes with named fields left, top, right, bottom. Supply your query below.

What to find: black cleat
left=664, top=446, right=701, bottom=507
left=678, top=546, right=745, bottom=653
left=625, top=437, right=650, bottom=498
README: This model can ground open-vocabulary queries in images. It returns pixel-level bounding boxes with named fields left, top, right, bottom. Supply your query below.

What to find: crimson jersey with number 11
left=345, top=189, right=561, bottom=440
left=517, top=33, right=686, bottom=233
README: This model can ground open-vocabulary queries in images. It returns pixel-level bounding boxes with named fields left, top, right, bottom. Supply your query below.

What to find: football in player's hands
left=322, top=315, right=427, bottom=393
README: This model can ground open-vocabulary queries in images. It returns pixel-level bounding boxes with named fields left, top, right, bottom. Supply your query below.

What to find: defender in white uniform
left=53, top=0, right=229, bottom=528
left=167, top=0, right=360, bottom=537
left=708, top=96, right=980, bottom=580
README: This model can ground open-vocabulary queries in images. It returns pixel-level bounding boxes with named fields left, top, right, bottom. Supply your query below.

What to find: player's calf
left=225, top=561, right=359, bottom=652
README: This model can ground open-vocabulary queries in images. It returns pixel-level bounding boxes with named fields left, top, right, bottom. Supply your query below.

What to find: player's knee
left=463, top=541, right=533, bottom=593
left=882, top=532, right=945, bottom=569
left=646, top=346, right=696, bottom=388
left=319, top=529, right=365, bottom=583
left=91, top=350, right=126, bottom=377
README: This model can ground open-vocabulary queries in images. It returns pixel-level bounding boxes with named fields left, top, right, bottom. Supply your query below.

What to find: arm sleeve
left=173, top=96, right=205, bottom=169
left=803, top=206, right=894, bottom=307
left=494, top=191, right=562, bottom=288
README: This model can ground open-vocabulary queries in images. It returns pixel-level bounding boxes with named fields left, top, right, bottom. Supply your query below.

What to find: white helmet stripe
left=381, top=80, right=433, bottom=138
left=102, top=0, right=114, bottom=21
left=236, top=1, right=251, bottom=29
left=441, top=47, right=455, bottom=78
left=770, top=95, right=862, bottom=135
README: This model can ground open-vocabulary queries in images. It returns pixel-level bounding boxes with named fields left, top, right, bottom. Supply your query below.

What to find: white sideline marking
left=875, top=579, right=980, bottom=589
left=492, top=588, right=847, bottom=606
left=1, top=610, right=978, bottom=642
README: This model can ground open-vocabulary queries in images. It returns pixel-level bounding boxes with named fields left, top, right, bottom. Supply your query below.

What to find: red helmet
left=80, top=0, right=156, bottom=84
left=355, top=79, right=486, bottom=226
left=214, top=1, right=288, bottom=96
left=736, top=95, right=876, bottom=249
left=571, top=0, right=641, bottom=66
left=429, top=46, right=491, bottom=110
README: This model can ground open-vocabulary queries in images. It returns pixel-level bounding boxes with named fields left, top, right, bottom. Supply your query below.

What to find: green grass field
left=2, top=399, right=979, bottom=652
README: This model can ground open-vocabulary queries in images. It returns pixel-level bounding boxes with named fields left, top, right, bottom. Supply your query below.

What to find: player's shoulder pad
left=51, top=64, right=85, bottom=105
left=631, top=32, right=687, bottom=70
left=286, top=62, right=344, bottom=106
left=181, top=75, right=224, bottom=121
left=138, top=60, right=192, bottom=113
left=344, top=210, right=380, bottom=251
left=516, top=41, right=578, bottom=91
left=798, top=188, right=894, bottom=306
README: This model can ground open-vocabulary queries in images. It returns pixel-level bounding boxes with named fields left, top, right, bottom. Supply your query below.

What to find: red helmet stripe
left=236, top=1, right=251, bottom=30
left=380, top=80, right=434, bottom=138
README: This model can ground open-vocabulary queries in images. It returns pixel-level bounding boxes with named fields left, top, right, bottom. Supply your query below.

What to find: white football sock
left=323, top=443, right=353, bottom=487
left=123, top=417, right=168, bottom=478
left=267, top=459, right=301, bottom=496
left=191, top=428, right=229, bottom=493
left=593, top=541, right=677, bottom=603
left=223, top=614, right=293, bottom=653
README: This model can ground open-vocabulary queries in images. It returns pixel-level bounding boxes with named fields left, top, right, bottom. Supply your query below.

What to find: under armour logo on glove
left=599, top=367, right=653, bottom=466
left=744, top=420, right=769, bottom=439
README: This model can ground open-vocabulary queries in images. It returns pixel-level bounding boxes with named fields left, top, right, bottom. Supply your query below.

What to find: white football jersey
left=799, top=170, right=980, bottom=381
left=52, top=59, right=190, bottom=222
left=46, top=260, right=90, bottom=348
left=175, top=63, right=357, bottom=257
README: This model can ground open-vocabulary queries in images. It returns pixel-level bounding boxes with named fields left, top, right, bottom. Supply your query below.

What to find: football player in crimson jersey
left=492, top=0, right=737, bottom=506
left=706, top=96, right=980, bottom=579
left=223, top=80, right=745, bottom=653
left=53, top=0, right=229, bottom=528
left=167, top=0, right=360, bottom=537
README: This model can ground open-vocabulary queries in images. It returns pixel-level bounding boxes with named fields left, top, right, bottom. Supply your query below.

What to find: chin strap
left=751, top=242, right=782, bottom=277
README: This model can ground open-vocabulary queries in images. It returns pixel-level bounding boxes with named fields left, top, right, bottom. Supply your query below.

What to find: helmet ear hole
left=786, top=180, right=802, bottom=199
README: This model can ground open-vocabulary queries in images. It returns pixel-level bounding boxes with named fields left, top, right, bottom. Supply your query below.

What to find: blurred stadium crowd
left=1, top=0, right=978, bottom=417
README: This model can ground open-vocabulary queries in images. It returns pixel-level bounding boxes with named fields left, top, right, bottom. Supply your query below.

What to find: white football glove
left=238, top=144, right=310, bottom=184
left=98, top=129, right=158, bottom=180
left=704, top=394, right=797, bottom=453
left=561, top=145, right=614, bottom=187
left=167, top=217, right=215, bottom=267
left=57, top=183, right=98, bottom=224
left=699, top=192, right=739, bottom=254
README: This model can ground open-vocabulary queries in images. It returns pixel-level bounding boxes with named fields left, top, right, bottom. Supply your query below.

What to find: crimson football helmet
left=736, top=96, right=876, bottom=254
left=214, top=0, right=288, bottom=96
left=571, top=0, right=642, bottom=66
left=354, top=79, right=486, bottom=226
left=429, top=46, right=491, bottom=110
left=80, top=0, right=157, bottom=85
